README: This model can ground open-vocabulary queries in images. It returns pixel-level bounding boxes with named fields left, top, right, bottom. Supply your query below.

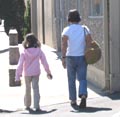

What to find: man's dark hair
left=68, top=9, right=81, bottom=22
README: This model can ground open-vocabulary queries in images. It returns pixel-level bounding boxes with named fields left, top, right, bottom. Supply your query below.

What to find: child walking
left=15, top=33, right=52, bottom=112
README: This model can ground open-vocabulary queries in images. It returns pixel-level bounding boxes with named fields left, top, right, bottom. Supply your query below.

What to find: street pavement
left=0, top=21, right=120, bottom=117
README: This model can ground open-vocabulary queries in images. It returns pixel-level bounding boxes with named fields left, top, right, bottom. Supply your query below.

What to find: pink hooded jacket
left=15, top=48, right=51, bottom=81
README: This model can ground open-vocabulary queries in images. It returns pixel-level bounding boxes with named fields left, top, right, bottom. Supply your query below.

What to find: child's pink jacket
left=15, top=47, right=51, bottom=81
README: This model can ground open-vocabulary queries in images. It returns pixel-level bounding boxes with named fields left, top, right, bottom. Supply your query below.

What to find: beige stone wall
left=79, top=0, right=104, bottom=89
left=81, top=0, right=104, bottom=71
left=35, top=0, right=105, bottom=89
left=32, top=0, right=120, bottom=91
left=53, top=0, right=105, bottom=89
left=53, top=0, right=104, bottom=70
left=36, top=0, right=104, bottom=69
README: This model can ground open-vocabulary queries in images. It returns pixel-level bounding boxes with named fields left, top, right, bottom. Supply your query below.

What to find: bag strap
left=83, top=25, right=89, bottom=36
left=83, top=26, right=93, bottom=49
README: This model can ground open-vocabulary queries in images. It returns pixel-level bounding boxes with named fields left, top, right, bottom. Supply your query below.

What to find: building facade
left=31, top=0, right=120, bottom=93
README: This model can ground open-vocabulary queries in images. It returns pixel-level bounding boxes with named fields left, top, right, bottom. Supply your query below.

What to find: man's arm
left=61, top=35, right=68, bottom=68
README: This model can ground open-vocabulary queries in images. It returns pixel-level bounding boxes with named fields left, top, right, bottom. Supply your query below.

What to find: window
left=89, top=0, right=103, bottom=17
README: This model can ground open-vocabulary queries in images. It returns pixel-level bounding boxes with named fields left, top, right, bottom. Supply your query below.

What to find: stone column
left=9, top=29, right=21, bottom=86
left=31, top=0, right=37, bottom=37
left=103, top=0, right=110, bottom=91
left=109, top=0, right=120, bottom=92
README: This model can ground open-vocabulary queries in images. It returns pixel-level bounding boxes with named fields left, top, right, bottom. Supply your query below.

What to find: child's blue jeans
left=66, top=56, right=87, bottom=101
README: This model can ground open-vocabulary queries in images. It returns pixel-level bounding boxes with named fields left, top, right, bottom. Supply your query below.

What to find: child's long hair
left=22, top=33, right=41, bottom=49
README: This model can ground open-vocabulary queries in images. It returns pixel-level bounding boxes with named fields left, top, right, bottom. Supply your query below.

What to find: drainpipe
left=103, top=0, right=110, bottom=90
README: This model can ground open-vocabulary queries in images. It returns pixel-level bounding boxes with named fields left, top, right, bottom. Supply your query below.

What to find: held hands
left=47, top=73, right=53, bottom=80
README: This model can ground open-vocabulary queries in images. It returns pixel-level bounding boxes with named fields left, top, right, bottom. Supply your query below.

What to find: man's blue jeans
left=66, top=56, right=87, bottom=101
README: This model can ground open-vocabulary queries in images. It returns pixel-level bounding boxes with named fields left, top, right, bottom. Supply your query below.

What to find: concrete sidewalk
left=0, top=23, right=120, bottom=117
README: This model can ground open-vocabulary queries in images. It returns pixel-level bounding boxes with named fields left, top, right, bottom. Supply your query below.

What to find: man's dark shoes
left=79, top=98, right=86, bottom=108
left=34, top=108, right=41, bottom=112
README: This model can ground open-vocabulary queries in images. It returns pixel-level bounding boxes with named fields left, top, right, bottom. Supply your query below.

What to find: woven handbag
left=85, top=41, right=101, bottom=64
left=84, top=27, right=101, bottom=64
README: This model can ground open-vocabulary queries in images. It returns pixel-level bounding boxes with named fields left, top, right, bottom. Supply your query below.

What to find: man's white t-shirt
left=62, top=24, right=90, bottom=56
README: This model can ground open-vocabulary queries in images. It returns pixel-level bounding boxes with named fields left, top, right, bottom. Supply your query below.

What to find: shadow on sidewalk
left=88, top=81, right=120, bottom=100
left=51, top=50, right=61, bottom=60
left=0, top=109, right=15, bottom=113
left=71, top=106, right=112, bottom=113
left=21, top=109, right=57, bottom=115
left=107, top=92, right=120, bottom=100
left=0, top=48, right=9, bottom=54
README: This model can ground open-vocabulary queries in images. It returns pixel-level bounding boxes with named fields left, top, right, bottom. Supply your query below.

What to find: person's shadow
left=21, top=108, right=57, bottom=115
left=0, top=48, right=9, bottom=54
left=0, top=107, right=57, bottom=115
left=0, top=109, right=15, bottom=113
left=71, top=106, right=112, bottom=113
